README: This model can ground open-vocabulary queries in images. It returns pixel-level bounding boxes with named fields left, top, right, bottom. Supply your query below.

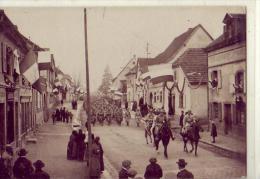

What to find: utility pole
left=146, top=42, right=151, bottom=59
left=84, top=8, right=92, bottom=178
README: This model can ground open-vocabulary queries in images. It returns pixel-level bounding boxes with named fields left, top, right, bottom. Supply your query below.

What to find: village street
left=90, top=121, right=246, bottom=179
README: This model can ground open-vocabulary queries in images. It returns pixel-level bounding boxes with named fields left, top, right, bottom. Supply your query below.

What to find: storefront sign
left=20, top=96, right=31, bottom=103
left=0, top=88, right=6, bottom=103
left=20, top=88, right=32, bottom=97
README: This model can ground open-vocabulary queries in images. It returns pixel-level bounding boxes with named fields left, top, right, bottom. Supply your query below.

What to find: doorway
left=6, top=101, right=14, bottom=144
left=224, top=104, right=232, bottom=134
left=149, top=92, right=153, bottom=107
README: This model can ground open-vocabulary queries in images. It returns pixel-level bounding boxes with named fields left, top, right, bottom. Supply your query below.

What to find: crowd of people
left=0, top=147, right=49, bottom=179
left=52, top=107, right=73, bottom=124
left=67, top=129, right=86, bottom=161
left=116, top=157, right=193, bottom=179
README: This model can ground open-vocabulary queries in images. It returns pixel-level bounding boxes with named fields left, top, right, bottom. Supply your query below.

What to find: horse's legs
left=194, top=141, right=198, bottom=156
left=145, top=131, right=148, bottom=144
left=190, top=140, right=194, bottom=153
left=163, top=142, right=168, bottom=158
left=184, top=140, right=188, bottom=152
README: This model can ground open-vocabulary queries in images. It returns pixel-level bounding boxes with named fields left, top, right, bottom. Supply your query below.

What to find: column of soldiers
left=90, top=99, right=123, bottom=126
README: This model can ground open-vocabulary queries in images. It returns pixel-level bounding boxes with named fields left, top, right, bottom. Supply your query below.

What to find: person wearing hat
left=211, top=120, right=217, bottom=143
left=0, top=158, right=11, bottom=179
left=176, top=159, right=194, bottom=179
left=119, top=160, right=132, bottom=179
left=13, top=148, right=34, bottom=179
left=30, top=160, right=50, bottom=179
left=2, top=145, right=14, bottom=177
left=144, top=157, right=163, bottom=179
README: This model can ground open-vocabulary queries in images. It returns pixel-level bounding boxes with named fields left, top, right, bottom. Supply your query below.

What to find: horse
left=180, top=121, right=202, bottom=156
left=143, top=120, right=153, bottom=144
left=153, top=121, right=174, bottom=158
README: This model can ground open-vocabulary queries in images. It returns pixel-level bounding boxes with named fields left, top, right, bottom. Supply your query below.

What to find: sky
left=3, top=6, right=246, bottom=92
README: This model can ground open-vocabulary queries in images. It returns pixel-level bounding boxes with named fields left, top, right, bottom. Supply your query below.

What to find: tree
left=98, top=65, right=113, bottom=97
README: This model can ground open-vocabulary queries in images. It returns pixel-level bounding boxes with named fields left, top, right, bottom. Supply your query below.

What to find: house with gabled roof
left=171, top=48, right=208, bottom=119
left=136, top=24, right=213, bottom=115
left=111, top=55, right=137, bottom=108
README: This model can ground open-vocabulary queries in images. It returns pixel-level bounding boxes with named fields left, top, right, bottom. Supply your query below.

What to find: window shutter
left=217, top=70, right=222, bottom=89
left=218, top=103, right=222, bottom=121
left=232, top=104, right=236, bottom=125
left=209, top=102, right=212, bottom=120
left=211, top=71, right=214, bottom=81
left=243, top=71, right=246, bottom=93
left=229, top=74, right=235, bottom=94
left=2, top=43, right=7, bottom=73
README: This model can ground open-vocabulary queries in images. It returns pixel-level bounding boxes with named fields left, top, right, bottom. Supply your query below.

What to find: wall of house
left=172, top=67, right=191, bottom=116
left=190, top=85, right=208, bottom=119
left=112, top=57, right=137, bottom=90
left=126, top=74, right=136, bottom=107
left=208, top=42, right=246, bottom=137
left=208, top=43, right=246, bottom=104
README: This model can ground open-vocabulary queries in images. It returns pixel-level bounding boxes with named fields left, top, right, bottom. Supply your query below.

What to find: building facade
left=206, top=13, right=246, bottom=137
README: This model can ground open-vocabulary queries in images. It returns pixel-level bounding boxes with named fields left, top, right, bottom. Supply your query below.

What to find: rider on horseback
left=142, top=109, right=154, bottom=133
left=152, top=108, right=166, bottom=135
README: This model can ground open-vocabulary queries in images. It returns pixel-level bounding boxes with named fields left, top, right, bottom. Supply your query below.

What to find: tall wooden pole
left=84, top=8, right=92, bottom=177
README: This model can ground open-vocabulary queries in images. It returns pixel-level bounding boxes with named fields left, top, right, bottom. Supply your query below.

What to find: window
left=154, top=92, right=156, bottom=103
left=213, top=102, right=219, bottom=119
left=1, top=43, right=7, bottom=73
left=210, top=70, right=222, bottom=88
left=6, top=47, right=13, bottom=76
left=160, top=91, right=163, bottom=103
left=179, top=94, right=184, bottom=108
left=235, top=71, right=244, bottom=93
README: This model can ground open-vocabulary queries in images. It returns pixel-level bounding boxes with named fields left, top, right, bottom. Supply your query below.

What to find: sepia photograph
left=0, top=4, right=249, bottom=179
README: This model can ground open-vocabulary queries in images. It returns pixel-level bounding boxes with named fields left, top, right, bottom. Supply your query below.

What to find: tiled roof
left=140, top=24, right=212, bottom=66
left=172, top=48, right=208, bottom=85
left=38, top=62, right=52, bottom=70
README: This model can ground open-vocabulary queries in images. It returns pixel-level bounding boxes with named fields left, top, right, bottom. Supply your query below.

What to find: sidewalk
left=24, top=102, right=88, bottom=179
left=170, top=119, right=246, bottom=162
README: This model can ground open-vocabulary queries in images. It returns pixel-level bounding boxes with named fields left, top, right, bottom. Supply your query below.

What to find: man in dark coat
left=0, top=158, right=11, bottom=179
left=211, top=120, right=217, bottom=143
left=31, top=160, right=50, bottom=179
left=191, top=118, right=201, bottom=156
left=95, top=137, right=104, bottom=172
left=55, top=108, right=60, bottom=121
left=176, top=159, right=194, bottom=179
left=179, top=111, right=184, bottom=129
left=119, top=160, right=131, bottom=179
left=76, top=129, right=86, bottom=161
left=61, top=107, right=66, bottom=122
left=13, top=148, right=34, bottom=179
left=144, top=157, right=163, bottom=179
